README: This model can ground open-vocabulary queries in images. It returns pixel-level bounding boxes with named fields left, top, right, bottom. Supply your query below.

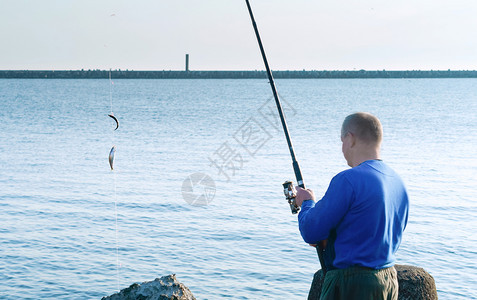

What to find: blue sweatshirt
left=298, top=160, right=409, bottom=270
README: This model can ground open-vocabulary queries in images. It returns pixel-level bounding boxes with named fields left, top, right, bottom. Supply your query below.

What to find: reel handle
left=283, top=181, right=300, bottom=214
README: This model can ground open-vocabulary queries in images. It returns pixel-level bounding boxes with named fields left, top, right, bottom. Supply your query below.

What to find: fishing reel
left=283, top=181, right=300, bottom=214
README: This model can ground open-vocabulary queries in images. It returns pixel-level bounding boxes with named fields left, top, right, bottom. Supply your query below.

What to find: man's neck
left=350, top=149, right=380, bottom=168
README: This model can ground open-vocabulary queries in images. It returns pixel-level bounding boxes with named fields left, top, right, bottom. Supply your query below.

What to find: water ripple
left=1, top=79, right=476, bottom=299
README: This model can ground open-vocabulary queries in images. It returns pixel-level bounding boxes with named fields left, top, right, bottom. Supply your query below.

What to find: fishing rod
left=244, top=0, right=327, bottom=274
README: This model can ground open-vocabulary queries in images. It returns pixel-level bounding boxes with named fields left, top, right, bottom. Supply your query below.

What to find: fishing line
left=108, top=68, right=120, bottom=292
left=113, top=173, right=120, bottom=292
left=109, top=69, right=113, bottom=115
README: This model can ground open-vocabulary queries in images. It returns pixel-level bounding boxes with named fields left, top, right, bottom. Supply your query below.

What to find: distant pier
left=1, top=69, right=476, bottom=79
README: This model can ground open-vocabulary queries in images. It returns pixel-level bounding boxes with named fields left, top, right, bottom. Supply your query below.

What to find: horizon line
left=2, top=68, right=477, bottom=72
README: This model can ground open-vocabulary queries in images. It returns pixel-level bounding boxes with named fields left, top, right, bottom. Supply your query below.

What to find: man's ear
left=349, top=132, right=356, bottom=148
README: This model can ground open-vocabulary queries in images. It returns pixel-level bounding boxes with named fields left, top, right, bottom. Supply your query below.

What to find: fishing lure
left=109, top=146, right=116, bottom=170
left=109, top=113, right=119, bottom=130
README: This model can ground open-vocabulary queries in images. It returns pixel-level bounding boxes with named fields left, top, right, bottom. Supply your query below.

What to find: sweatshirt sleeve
left=298, top=173, right=354, bottom=244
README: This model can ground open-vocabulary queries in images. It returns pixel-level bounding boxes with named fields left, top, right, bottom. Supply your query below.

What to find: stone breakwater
left=102, top=274, right=195, bottom=300
left=307, top=264, right=438, bottom=300
left=1, top=69, right=477, bottom=79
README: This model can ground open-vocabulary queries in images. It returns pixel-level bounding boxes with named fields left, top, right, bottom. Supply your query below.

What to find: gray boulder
left=308, top=264, right=437, bottom=300
left=102, top=274, right=196, bottom=300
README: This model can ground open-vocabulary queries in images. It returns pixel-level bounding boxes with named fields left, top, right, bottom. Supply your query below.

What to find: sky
left=1, top=0, right=476, bottom=71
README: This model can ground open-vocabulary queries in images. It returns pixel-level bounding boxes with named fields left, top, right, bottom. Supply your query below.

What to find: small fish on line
left=109, top=146, right=116, bottom=170
left=109, top=113, right=119, bottom=130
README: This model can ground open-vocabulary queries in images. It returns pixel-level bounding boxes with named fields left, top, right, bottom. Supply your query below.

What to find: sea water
left=0, top=78, right=476, bottom=299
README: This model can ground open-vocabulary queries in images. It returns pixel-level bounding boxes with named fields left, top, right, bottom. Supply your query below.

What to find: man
left=295, top=112, right=409, bottom=300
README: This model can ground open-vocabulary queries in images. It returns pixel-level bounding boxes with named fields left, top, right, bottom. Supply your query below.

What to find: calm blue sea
left=0, top=78, right=476, bottom=299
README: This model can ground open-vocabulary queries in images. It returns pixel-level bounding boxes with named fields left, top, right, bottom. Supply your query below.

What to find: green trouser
left=320, top=266, right=398, bottom=300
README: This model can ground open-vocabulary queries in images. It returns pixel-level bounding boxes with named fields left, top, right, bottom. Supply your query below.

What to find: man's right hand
left=295, top=186, right=315, bottom=207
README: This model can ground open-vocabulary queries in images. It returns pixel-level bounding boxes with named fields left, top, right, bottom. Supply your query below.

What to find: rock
left=308, top=265, right=437, bottom=300
left=308, top=268, right=325, bottom=300
left=102, top=274, right=196, bottom=300
left=394, top=265, right=438, bottom=300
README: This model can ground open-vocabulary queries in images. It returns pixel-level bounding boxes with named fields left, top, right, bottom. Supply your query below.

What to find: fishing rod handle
left=292, top=160, right=305, bottom=188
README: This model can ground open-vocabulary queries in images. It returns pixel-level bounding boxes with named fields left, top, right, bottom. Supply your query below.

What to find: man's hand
left=295, top=186, right=315, bottom=207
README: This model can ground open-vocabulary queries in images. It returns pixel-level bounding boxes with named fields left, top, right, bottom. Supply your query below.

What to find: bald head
left=341, top=112, right=383, bottom=146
